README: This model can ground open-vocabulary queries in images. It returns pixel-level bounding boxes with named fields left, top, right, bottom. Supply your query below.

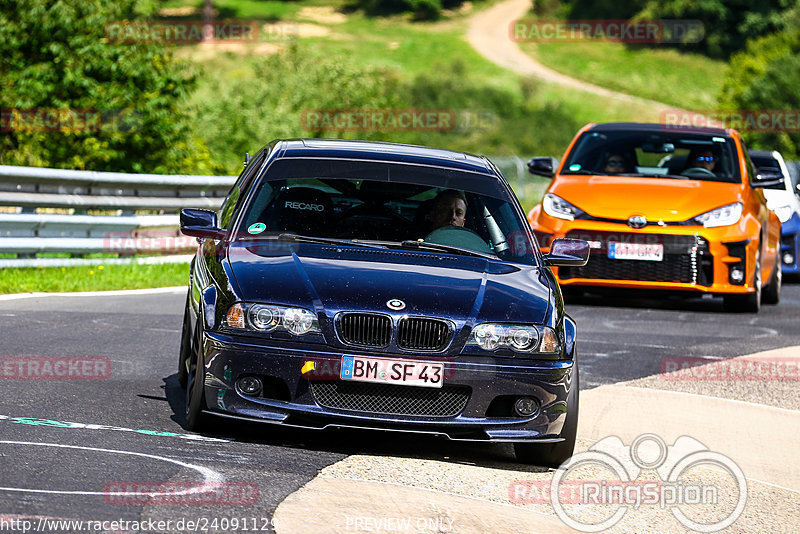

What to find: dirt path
left=465, top=0, right=678, bottom=112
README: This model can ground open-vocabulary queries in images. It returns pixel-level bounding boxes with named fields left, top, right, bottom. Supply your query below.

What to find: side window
left=218, top=151, right=266, bottom=229
left=740, top=141, right=757, bottom=184
left=218, top=186, right=240, bottom=229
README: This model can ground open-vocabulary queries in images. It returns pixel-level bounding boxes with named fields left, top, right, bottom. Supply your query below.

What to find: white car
left=749, top=149, right=800, bottom=276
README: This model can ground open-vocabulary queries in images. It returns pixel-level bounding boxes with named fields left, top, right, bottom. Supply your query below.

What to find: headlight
left=468, top=324, right=560, bottom=354
left=543, top=193, right=583, bottom=221
left=690, top=202, right=743, bottom=228
left=225, top=303, right=320, bottom=335
left=773, top=205, right=793, bottom=223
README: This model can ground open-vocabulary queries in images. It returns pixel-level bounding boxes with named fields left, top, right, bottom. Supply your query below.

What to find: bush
left=193, top=46, right=583, bottom=174
left=0, top=0, right=220, bottom=173
left=719, top=7, right=800, bottom=158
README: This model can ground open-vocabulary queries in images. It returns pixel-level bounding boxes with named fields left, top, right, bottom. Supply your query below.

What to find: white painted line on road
left=0, top=441, right=223, bottom=496
left=0, top=286, right=186, bottom=301
left=0, top=414, right=233, bottom=443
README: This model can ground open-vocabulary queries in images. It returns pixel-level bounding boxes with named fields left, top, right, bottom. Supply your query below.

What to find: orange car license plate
left=340, top=355, right=443, bottom=388
left=608, top=242, right=664, bottom=261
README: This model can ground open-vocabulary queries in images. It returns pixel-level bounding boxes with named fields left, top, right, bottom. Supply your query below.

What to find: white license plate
left=340, top=355, right=443, bottom=388
left=608, top=242, right=664, bottom=261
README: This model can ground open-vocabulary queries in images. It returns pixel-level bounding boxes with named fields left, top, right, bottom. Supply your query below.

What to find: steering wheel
left=681, top=167, right=716, bottom=178
left=424, top=226, right=493, bottom=254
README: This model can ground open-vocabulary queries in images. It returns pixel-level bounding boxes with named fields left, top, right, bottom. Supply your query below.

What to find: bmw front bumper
left=198, top=332, right=575, bottom=443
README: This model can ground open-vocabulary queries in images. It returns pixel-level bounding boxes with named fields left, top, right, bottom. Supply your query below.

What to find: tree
left=719, top=9, right=800, bottom=158
left=0, top=0, right=220, bottom=173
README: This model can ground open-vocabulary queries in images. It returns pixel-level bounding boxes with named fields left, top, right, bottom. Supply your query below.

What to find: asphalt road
left=0, top=284, right=798, bottom=532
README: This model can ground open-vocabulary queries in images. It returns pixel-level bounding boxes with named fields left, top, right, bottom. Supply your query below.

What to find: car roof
left=271, top=138, right=498, bottom=176
left=748, top=149, right=777, bottom=159
left=587, top=122, right=732, bottom=136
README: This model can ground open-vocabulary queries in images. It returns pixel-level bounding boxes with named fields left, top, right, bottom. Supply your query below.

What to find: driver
left=684, top=149, right=718, bottom=174
left=428, top=189, right=467, bottom=229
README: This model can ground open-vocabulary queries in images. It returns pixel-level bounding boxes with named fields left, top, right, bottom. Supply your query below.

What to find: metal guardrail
left=0, top=159, right=535, bottom=267
left=0, top=165, right=237, bottom=266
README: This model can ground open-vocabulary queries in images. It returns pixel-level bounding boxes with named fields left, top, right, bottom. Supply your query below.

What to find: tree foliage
left=564, top=0, right=793, bottom=58
left=719, top=7, right=800, bottom=157
left=0, top=0, right=220, bottom=173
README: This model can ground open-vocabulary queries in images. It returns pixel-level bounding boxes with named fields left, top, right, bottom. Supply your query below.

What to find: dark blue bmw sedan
left=178, top=139, right=589, bottom=466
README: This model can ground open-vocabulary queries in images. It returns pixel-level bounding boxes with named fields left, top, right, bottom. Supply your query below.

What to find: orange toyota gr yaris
left=527, top=123, right=783, bottom=312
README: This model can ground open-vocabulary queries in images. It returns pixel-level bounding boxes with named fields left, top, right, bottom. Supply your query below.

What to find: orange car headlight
left=543, top=193, right=584, bottom=221
left=690, top=202, right=743, bottom=228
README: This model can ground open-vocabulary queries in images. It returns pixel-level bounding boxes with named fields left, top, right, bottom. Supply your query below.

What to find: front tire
left=177, top=290, right=192, bottom=388
left=762, top=254, right=781, bottom=305
left=185, top=315, right=209, bottom=431
left=515, top=360, right=579, bottom=468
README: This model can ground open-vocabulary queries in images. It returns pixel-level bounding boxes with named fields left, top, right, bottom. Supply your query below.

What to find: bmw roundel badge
left=387, top=299, right=406, bottom=310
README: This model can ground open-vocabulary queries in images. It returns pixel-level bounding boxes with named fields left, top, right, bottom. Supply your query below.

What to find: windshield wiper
left=398, top=240, right=496, bottom=260
left=276, top=233, right=386, bottom=249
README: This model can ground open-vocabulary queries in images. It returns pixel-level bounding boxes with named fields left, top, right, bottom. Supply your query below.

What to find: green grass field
left=519, top=40, right=726, bottom=111
left=0, top=263, right=189, bottom=294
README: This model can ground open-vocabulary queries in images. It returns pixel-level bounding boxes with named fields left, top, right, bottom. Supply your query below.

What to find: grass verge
left=519, top=40, right=726, bottom=111
left=0, top=263, right=189, bottom=294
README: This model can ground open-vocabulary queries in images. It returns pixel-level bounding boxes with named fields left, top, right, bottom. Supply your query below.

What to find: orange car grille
left=560, top=232, right=712, bottom=286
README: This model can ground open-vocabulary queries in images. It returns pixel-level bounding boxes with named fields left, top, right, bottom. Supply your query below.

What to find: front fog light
left=730, top=267, right=744, bottom=283
left=784, top=253, right=794, bottom=265
left=514, top=397, right=540, bottom=417
left=236, top=376, right=262, bottom=396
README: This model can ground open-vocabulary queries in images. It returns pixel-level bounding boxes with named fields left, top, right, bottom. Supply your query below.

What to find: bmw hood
left=226, top=243, right=550, bottom=324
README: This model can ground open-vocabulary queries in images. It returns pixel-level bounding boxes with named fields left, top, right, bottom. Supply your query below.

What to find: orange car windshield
left=561, top=130, right=741, bottom=184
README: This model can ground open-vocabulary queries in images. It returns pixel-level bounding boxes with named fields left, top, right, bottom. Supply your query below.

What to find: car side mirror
left=527, top=157, right=555, bottom=178
left=544, top=238, right=589, bottom=267
left=751, top=167, right=784, bottom=188
left=180, top=208, right=227, bottom=240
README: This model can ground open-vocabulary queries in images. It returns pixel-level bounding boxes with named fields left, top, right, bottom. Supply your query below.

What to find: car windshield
left=233, top=158, right=539, bottom=265
left=561, top=129, right=741, bottom=183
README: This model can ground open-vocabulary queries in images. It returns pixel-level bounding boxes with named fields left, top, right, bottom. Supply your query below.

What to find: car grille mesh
left=338, top=313, right=392, bottom=347
left=560, top=232, right=712, bottom=286
left=310, top=381, right=470, bottom=417
left=397, top=318, right=450, bottom=351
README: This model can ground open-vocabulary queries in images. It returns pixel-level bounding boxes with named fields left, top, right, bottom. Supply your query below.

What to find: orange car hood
left=551, top=175, right=742, bottom=222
